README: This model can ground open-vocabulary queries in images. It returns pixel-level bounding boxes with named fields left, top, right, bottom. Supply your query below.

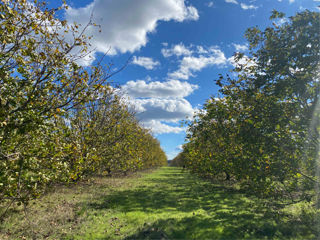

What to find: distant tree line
left=179, top=10, right=320, bottom=201
left=0, top=0, right=166, bottom=217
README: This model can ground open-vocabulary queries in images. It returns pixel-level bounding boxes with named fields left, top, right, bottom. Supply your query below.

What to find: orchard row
left=0, top=0, right=166, bottom=214
left=175, top=10, right=320, bottom=200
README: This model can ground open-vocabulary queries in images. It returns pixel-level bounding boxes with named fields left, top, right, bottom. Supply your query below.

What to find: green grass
left=1, top=167, right=318, bottom=239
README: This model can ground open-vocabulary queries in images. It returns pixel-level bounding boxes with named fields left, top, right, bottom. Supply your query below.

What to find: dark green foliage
left=0, top=0, right=166, bottom=217
left=170, top=152, right=185, bottom=167
left=181, top=10, right=320, bottom=199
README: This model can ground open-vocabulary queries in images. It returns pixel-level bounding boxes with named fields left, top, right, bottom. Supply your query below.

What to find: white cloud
left=142, top=120, right=185, bottom=134
left=176, top=144, right=183, bottom=150
left=168, top=46, right=227, bottom=80
left=122, top=79, right=198, bottom=98
left=132, top=56, right=160, bottom=70
left=167, top=150, right=182, bottom=160
left=196, top=46, right=208, bottom=54
left=65, top=0, right=199, bottom=65
left=233, top=43, right=248, bottom=52
left=121, top=77, right=198, bottom=135
left=207, top=2, right=214, bottom=7
left=134, top=98, right=194, bottom=122
left=131, top=95, right=195, bottom=134
left=289, top=0, right=295, bottom=3
left=161, top=43, right=193, bottom=57
left=240, top=3, right=258, bottom=10
left=225, top=0, right=238, bottom=4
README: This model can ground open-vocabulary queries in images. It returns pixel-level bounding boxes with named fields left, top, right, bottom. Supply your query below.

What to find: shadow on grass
left=81, top=167, right=316, bottom=239
left=86, top=169, right=246, bottom=213
left=124, top=216, right=282, bottom=240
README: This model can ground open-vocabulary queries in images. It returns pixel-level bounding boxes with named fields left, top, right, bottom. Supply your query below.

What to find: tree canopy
left=0, top=0, right=167, bottom=216
left=180, top=10, right=320, bottom=200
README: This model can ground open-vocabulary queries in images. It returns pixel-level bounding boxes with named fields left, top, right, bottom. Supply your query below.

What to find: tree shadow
left=124, top=210, right=318, bottom=239
left=85, top=168, right=248, bottom=214
left=79, top=167, right=317, bottom=239
left=123, top=216, right=276, bottom=240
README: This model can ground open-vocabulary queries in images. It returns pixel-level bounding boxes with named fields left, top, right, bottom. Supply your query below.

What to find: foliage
left=0, top=0, right=166, bottom=217
left=181, top=10, right=320, bottom=199
left=170, top=152, right=185, bottom=167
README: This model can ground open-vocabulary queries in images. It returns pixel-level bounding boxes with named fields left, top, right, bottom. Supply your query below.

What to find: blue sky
left=59, top=0, right=319, bottom=159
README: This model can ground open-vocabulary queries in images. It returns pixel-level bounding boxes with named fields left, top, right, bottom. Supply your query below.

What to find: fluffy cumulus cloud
left=225, top=1, right=258, bottom=10
left=165, top=44, right=227, bottom=80
left=233, top=43, right=248, bottom=52
left=161, top=43, right=193, bottom=57
left=132, top=56, right=160, bottom=70
left=134, top=98, right=194, bottom=122
left=122, top=79, right=198, bottom=98
left=225, top=0, right=238, bottom=4
left=122, top=78, right=197, bottom=135
left=141, top=120, right=185, bottom=134
left=65, top=0, right=199, bottom=65
left=240, top=3, right=258, bottom=10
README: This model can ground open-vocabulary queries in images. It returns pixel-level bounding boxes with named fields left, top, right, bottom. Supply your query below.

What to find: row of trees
left=179, top=10, right=320, bottom=200
left=0, top=0, right=166, bottom=214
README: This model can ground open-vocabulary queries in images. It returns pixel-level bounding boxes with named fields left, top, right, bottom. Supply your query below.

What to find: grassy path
left=67, top=167, right=314, bottom=239
left=1, top=167, right=316, bottom=239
